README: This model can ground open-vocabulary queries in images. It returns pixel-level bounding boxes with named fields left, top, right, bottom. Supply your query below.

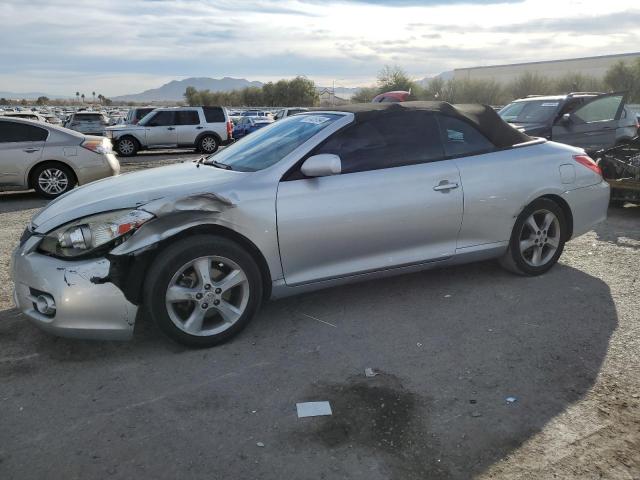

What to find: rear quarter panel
left=453, top=141, right=586, bottom=248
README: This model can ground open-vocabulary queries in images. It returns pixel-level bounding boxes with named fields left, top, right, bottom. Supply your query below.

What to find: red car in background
left=371, top=90, right=411, bottom=103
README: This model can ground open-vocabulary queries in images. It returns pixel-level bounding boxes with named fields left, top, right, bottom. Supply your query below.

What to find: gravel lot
left=0, top=153, right=638, bottom=479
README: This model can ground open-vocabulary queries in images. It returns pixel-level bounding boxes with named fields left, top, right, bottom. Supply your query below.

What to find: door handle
left=433, top=181, right=459, bottom=192
left=23, top=148, right=40, bottom=153
left=196, top=126, right=204, bottom=129
left=167, top=127, right=175, bottom=130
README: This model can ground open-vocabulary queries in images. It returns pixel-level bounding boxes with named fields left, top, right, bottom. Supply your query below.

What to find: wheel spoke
left=215, top=300, right=242, bottom=324
left=520, top=237, right=536, bottom=252
left=183, top=307, right=206, bottom=334
left=166, top=285, right=199, bottom=302
left=526, top=215, right=540, bottom=234
left=541, top=212, right=555, bottom=231
left=216, top=269, right=247, bottom=293
left=531, top=246, right=542, bottom=265
left=546, top=235, right=559, bottom=248
left=193, top=258, right=213, bottom=286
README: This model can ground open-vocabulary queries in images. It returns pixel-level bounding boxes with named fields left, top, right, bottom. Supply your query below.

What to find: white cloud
left=0, top=0, right=638, bottom=95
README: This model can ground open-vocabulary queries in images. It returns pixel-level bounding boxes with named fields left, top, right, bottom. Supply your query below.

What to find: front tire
left=115, top=137, right=138, bottom=156
left=499, top=198, right=567, bottom=276
left=32, top=163, right=76, bottom=198
left=144, top=235, right=263, bottom=347
left=198, top=134, right=219, bottom=154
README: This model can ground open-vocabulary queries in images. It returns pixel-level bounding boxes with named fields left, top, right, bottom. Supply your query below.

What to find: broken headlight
left=38, top=209, right=154, bottom=258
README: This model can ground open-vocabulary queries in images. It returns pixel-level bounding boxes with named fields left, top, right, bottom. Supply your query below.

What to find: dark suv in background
left=499, top=92, right=637, bottom=153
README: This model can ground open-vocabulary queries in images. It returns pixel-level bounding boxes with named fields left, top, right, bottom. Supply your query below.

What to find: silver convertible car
left=12, top=102, right=609, bottom=347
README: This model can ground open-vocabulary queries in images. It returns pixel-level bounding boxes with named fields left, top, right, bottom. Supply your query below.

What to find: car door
left=276, top=111, right=463, bottom=286
left=552, top=92, right=627, bottom=151
left=176, top=110, right=201, bottom=146
left=143, top=111, right=178, bottom=147
left=0, top=120, right=46, bottom=187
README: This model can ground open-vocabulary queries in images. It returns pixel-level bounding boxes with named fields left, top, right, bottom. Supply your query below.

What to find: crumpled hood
left=31, top=162, right=241, bottom=233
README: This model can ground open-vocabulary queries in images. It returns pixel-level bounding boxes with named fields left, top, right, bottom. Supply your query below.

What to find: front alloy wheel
left=116, top=137, right=137, bottom=156
left=166, top=256, right=249, bottom=337
left=145, top=235, right=262, bottom=347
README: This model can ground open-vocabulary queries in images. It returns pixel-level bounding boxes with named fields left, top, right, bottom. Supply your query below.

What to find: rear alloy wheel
left=116, top=137, right=138, bottom=156
left=33, top=164, right=75, bottom=198
left=198, top=135, right=219, bottom=154
left=145, top=235, right=262, bottom=347
left=499, top=198, right=567, bottom=275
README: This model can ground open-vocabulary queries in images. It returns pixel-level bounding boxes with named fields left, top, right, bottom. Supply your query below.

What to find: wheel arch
left=537, top=194, right=574, bottom=240
left=27, top=159, right=78, bottom=189
left=195, top=130, right=223, bottom=146
left=111, top=222, right=273, bottom=305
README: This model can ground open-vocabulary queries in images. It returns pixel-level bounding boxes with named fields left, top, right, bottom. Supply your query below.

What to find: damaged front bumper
left=12, top=237, right=138, bottom=341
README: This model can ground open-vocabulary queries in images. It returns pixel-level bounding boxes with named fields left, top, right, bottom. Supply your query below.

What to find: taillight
left=82, top=138, right=113, bottom=154
left=573, top=154, right=602, bottom=177
left=226, top=120, right=233, bottom=139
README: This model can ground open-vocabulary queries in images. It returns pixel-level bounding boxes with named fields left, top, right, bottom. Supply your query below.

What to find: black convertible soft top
left=315, top=101, right=531, bottom=149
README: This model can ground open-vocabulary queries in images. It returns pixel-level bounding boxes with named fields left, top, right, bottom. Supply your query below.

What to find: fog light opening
left=35, top=294, right=56, bottom=316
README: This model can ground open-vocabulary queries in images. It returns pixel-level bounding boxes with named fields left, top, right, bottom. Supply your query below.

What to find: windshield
left=205, top=113, right=343, bottom=172
left=499, top=100, right=561, bottom=124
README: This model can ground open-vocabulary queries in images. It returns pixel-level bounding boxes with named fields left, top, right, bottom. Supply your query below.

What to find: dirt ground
left=0, top=158, right=638, bottom=479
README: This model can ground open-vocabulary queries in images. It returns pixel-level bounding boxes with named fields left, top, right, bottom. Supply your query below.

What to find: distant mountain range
left=113, top=77, right=360, bottom=102
left=0, top=74, right=450, bottom=103
left=112, top=77, right=264, bottom=102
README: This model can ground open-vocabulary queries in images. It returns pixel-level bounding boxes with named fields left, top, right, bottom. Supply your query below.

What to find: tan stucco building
left=454, top=52, right=640, bottom=83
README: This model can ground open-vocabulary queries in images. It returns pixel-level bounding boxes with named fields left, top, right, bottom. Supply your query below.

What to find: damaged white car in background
left=12, top=102, right=609, bottom=347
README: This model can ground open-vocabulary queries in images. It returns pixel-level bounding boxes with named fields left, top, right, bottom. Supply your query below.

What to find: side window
left=573, top=94, right=624, bottom=123
left=177, top=111, right=200, bottom=125
left=438, top=115, right=494, bottom=157
left=315, top=112, right=445, bottom=174
left=0, top=122, right=48, bottom=143
left=148, top=111, right=176, bottom=126
left=203, top=107, right=225, bottom=123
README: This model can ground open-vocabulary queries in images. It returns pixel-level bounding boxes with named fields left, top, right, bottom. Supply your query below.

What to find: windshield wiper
left=195, top=156, right=233, bottom=170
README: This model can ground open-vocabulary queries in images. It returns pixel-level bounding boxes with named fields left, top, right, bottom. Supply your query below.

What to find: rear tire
left=32, top=163, right=76, bottom=198
left=115, top=137, right=138, bottom=156
left=198, top=135, right=219, bottom=154
left=499, top=198, right=567, bottom=276
left=144, top=235, right=263, bottom=347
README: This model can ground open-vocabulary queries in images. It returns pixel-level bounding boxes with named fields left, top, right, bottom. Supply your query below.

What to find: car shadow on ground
left=0, top=261, right=616, bottom=479
left=593, top=204, right=640, bottom=249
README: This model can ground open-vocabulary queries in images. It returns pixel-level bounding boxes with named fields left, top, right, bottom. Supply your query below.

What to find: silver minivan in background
left=0, top=117, right=119, bottom=197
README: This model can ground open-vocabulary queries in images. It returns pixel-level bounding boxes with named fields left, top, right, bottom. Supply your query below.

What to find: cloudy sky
left=1, top=0, right=638, bottom=96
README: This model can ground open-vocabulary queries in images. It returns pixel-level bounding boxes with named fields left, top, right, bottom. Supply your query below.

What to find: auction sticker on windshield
left=300, top=115, right=332, bottom=125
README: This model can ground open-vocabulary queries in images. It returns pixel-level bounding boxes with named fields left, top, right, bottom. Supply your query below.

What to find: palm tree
left=97, top=94, right=103, bottom=105
left=81, top=93, right=85, bottom=103
left=75, top=91, right=79, bottom=104
left=92, top=91, right=96, bottom=103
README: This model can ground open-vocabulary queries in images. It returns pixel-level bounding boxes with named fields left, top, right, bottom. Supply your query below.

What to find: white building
left=454, top=52, right=640, bottom=83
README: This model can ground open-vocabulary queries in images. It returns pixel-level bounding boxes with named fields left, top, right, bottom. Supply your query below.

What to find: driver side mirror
left=301, top=154, right=342, bottom=177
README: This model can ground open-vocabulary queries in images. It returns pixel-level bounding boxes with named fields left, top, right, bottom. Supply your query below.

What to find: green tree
left=377, top=65, right=416, bottom=93
left=351, top=86, right=378, bottom=103
left=604, top=60, right=639, bottom=102
left=554, top=72, right=602, bottom=94
left=36, top=96, right=49, bottom=105
left=508, top=72, right=553, bottom=99
left=75, top=91, right=80, bottom=104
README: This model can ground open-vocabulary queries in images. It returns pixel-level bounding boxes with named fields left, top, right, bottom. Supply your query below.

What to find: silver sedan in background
left=12, top=102, right=609, bottom=347
left=0, top=117, right=119, bottom=197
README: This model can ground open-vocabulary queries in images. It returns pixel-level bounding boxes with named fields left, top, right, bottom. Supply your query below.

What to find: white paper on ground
left=296, top=401, right=332, bottom=418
